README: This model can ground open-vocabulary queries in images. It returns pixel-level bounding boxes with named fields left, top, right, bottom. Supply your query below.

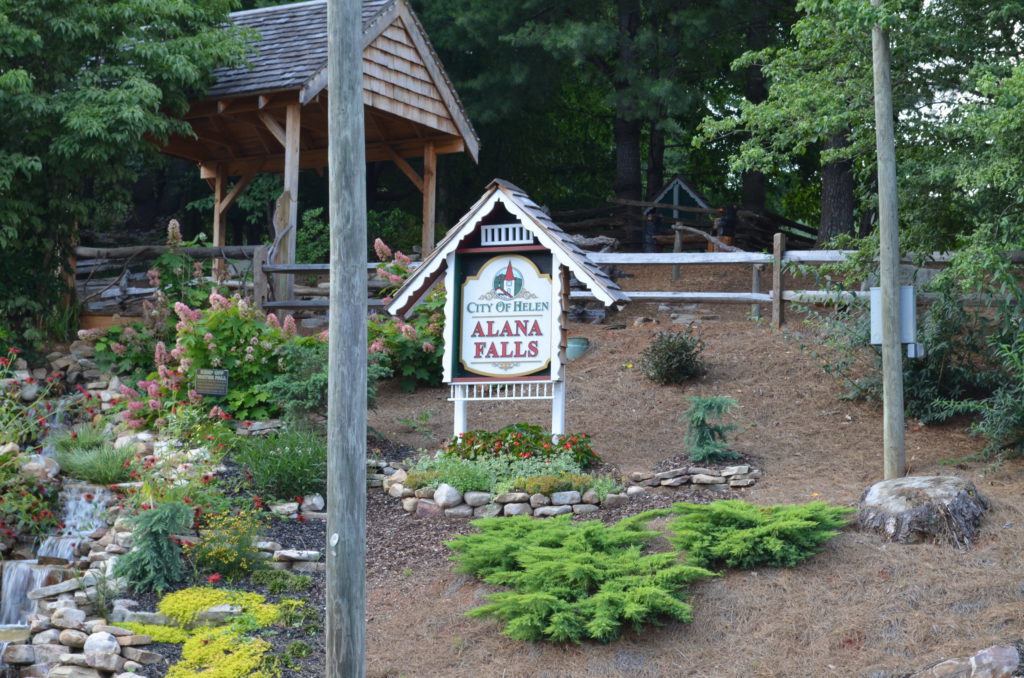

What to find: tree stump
left=857, top=476, right=988, bottom=547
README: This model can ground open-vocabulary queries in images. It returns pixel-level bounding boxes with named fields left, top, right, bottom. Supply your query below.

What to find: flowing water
left=0, top=480, right=113, bottom=670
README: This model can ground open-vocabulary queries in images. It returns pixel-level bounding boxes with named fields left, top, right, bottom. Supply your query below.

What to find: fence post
left=751, top=264, right=763, bottom=320
left=253, top=246, right=269, bottom=311
left=772, top=233, right=786, bottom=328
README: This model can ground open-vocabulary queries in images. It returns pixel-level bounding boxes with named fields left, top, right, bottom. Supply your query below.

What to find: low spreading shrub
left=447, top=514, right=715, bottom=643
left=231, top=428, right=327, bottom=500
left=405, top=451, right=588, bottom=494
left=639, top=329, right=706, bottom=385
left=682, top=395, right=741, bottom=463
left=664, top=500, right=855, bottom=569
left=440, top=423, right=600, bottom=467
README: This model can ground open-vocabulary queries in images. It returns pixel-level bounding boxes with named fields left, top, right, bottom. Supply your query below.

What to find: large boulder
left=858, top=476, right=988, bottom=546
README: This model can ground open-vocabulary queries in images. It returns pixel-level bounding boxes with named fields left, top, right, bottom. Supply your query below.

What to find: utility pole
left=871, top=0, right=905, bottom=480
left=326, top=0, right=367, bottom=675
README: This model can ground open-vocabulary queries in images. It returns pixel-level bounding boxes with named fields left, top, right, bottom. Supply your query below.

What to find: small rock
left=120, top=646, right=162, bottom=665
left=551, top=491, right=581, bottom=506
left=629, top=471, right=654, bottom=482
left=432, top=483, right=463, bottom=509
left=729, top=479, right=756, bottom=488
left=625, top=486, right=647, bottom=497
left=2, top=643, right=34, bottom=664
left=473, top=504, right=502, bottom=518
left=50, top=607, right=87, bottom=629
left=462, top=491, right=493, bottom=507
left=661, top=476, right=691, bottom=487
left=60, top=654, right=90, bottom=667
left=382, top=469, right=407, bottom=492
left=302, top=493, right=325, bottom=512
left=534, top=505, right=573, bottom=517
left=641, top=478, right=662, bottom=487
left=85, top=652, right=126, bottom=672
left=91, top=626, right=132, bottom=637
left=415, top=499, right=441, bottom=518
left=59, top=629, right=88, bottom=648
left=291, top=561, right=327, bottom=573
left=581, top=489, right=600, bottom=505
left=33, top=629, right=62, bottom=646
left=401, top=497, right=419, bottom=513
left=573, top=504, right=599, bottom=515
left=494, top=492, right=530, bottom=504
left=253, top=541, right=283, bottom=552
left=196, top=604, right=242, bottom=626
left=115, top=635, right=152, bottom=647
left=602, top=493, right=628, bottom=508
left=268, top=502, right=299, bottom=517
left=721, top=465, right=750, bottom=477
left=444, top=505, right=474, bottom=518
left=83, top=632, right=119, bottom=654
left=502, top=503, right=534, bottom=516
left=414, top=487, right=435, bottom=499
left=686, top=466, right=716, bottom=476
left=387, top=482, right=407, bottom=499
left=273, top=549, right=320, bottom=562
left=691, top=474, right=726, bottom=485
left=654, top=467, right=688, bottom=480
left=48, top=666, right=103, bottom=678
left=632, top=317, right=657, bottom=326
left=529, top=493, right=550, bottom=508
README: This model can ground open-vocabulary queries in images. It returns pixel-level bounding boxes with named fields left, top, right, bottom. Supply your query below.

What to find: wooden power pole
left=326, top=0, right=367, bottom=675
left=871, top=0, right=906, bottom=480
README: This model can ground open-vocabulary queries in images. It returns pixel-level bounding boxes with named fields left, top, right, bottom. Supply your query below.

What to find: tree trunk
left=818, top=132, right=856, bottom=245
left=646, top=124, right=665, bottom=200
left=612, top=0, right=642, bottom=203
left=742, top=7, right=769, bottom=212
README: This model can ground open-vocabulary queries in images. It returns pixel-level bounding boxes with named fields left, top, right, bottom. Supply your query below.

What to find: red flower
left=296, top=515, right=306, bottom=522
left=207, top=573, right=221, bottom=584
left=182, top=497, right=192, bottom=504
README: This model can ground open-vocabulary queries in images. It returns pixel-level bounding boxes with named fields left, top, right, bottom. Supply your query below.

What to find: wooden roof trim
left=394, top=2, right=479, bottom=162
left=387, top=181, right=627, bottom=317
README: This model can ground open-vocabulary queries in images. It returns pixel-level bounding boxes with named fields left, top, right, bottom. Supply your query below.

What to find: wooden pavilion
left=158, top=0, right=479, bottom=297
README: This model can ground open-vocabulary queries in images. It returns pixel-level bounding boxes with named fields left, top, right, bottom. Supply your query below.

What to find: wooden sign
left=459, top=254, right=553, bottom=378
left=195, top=368, right=229, bottom=396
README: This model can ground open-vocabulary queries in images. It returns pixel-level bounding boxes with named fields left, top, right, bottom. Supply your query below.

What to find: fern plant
left=447, top=513, right=714, bottom=643
left=664, top=500, right=855, bottom=569
left=682, top=395, right=741, bottom=462
left=113, top=501, right=193, bottom=594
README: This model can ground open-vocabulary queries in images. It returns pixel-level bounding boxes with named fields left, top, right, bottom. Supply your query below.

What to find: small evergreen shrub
left=447, top=514, right=715, bottom=643
left=639, top=330, right=706, bottom=385
left=114, top=501, right=193, bottom=594
left=664, top=500, right=855, bottom=569
left=232, top=429, right=327, bottom=500
left=682, top=395, right=741, bottom=463
left=441, top=423, right=600, bottom=467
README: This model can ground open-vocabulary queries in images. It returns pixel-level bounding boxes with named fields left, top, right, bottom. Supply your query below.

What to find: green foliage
left=366, top=208, right=419, bottom=258
left=263, top=338, right=391, bottom=421
left=447, top=515, right=715, bottom=643
left=0, top=450, right=60, bottom=539
left=55, top=441, right=134, bottom=485
left=665, top=500, right=855, bottom=570
left=440, top=422, right=600, bottom=467
left=0, top=0, right=250, bottom=347
left=296, top=208, right=330, bottom=264
left=151, top=228, right=218, bottom=309
left=114, top=501, right=194, bottom=594
left=516, top=473, right=598, bottom=497
left=91, top=323, right=166, bottom=382
left=367, top=239, right=444, bottom=392
left=183, top=509, right=266, bottom=582
left=639, top=330, right=706, bottom=385
left=682, top=396, right=740, bottom=463
left=0, top=347, right=64, bottom=445
left=250, top=570, right=313, bottom=595
left=231, top=429, right=327, bottom=500
left=405, top=451, right=586, bottom=494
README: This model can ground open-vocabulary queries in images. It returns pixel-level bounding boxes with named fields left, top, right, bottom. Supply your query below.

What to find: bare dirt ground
left=363, top=264, right=1024, bottom=678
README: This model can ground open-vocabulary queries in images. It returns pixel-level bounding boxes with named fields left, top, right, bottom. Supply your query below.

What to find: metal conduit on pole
left=871, top=0, right=906, bottom=480
left=326, top=0, right=367, bottom=675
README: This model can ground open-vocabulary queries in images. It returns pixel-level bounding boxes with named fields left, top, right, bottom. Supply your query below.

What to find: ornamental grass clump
left=53, top=424, right=134, bottom=485
left=664, top=500, right=856, bottom=570
left=447, top=514, right=715, bottom=643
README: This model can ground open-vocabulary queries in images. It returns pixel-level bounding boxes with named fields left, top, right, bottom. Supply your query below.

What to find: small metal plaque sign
left=195, top=368, right=229, bottom=397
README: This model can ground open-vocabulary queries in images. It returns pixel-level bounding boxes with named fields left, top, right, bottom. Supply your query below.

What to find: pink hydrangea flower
left=148, top=399, right=160, bottom=411
left=394, top=251, right=411, bottom=267
left=283, top=315, right=297, bottom=337
left=127, top=401, right=145, bottom=412
left=154, top=342, right=168, bottom=366
left=368, top=339, right=385, bottom=354
left=208, top=291, right=231, bottom=310
left=399, top=324, right=417, bottom=340
left=119, top=385, right=140, bottom=398
left=188, top=389, right=202, bottom=404
left=373, top=238, right=392, bottom=260
left=266, top=313, right=280, bottom=329
left=111, top=342, right=127, bottom=356
left=421, top=341, right=435, bottom=353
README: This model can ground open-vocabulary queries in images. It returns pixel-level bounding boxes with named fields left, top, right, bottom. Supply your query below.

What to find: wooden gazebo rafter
left=157, top=0, right=478, bottom=299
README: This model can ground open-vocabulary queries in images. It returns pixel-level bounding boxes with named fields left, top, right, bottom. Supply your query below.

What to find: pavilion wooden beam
left=421, top=140, right=436, bottom=255
left=212, top=165, right=227, bottom=280
left=258, top=112, right=287, bottom=147
left=273, top=102, right=301, bottom=301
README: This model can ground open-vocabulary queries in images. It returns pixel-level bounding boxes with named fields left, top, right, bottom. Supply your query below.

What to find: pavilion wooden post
left=326, top=0, right=367, bottom=674
left=421, top=141, right=436, bottom=256
left=212, top=165, right=227, bottom=280
left=272, top=103, right=302, bottom=302
left=772, top=232, right=786, bottom=328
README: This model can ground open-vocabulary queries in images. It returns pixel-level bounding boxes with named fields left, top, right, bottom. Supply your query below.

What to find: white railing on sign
left=481, top=222, right=534, bottom=247
left=449, top=381, right=555, bottom=402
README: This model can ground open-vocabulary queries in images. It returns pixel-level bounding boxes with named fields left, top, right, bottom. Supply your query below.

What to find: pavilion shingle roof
left=205, top=0, right=393, bottom=100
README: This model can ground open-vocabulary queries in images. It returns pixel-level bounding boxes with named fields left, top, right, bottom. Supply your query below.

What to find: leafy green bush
left=405, top=450, right=587, bottom=494
left=664, top=500, right=855, bottom=569
left=296, top=208, right=330, bottom=264
left=367, top=239, right=444, bottom=392
left=682, top=395, right=741, bottom=463
left=440, top=422, right=600, bottom=467
left=250, top=570, right=313, bottom=595
left=639, top=330, right=706, bottom=385
left=231, top=429, right=327, bottom=500
left=263, top=338, right=392, bottom=421
left=91, top=322, right=166, bottom=382
left=0, top=449, right=60, bottom=539
left=447, top=514, right=715, bottom=643
left=114, top=501, right=194, bottom=594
